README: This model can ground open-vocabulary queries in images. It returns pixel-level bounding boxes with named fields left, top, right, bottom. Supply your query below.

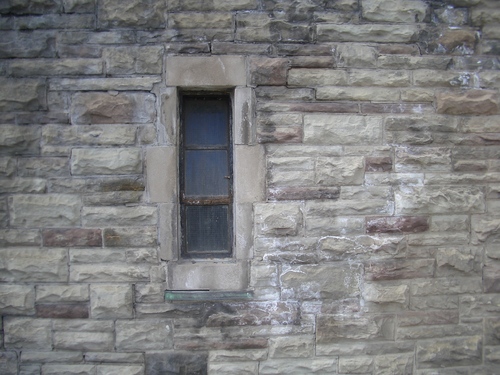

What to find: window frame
left=178, top=91, right=234, bottom=259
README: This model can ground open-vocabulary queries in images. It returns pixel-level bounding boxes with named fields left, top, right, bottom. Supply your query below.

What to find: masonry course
left=0, top=0, right=499, bottom=374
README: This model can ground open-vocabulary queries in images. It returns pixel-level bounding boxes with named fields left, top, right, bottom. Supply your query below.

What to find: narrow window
left=180, top=94, right=233, bottom=258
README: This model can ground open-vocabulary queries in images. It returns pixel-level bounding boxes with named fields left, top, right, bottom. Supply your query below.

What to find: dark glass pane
left=185, top=150, right=229, bottom=197
left=185, top=205, right=229, bottom=253
left=184, top=97, right=229, bottom=147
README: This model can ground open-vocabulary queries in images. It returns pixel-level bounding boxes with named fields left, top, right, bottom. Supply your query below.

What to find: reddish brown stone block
left=43, top=228, right=102, bottom=247
left=249, top=57, right=288, bottom=86
left=36, top=303, right=89, bottom=319
left=366, top=216, right=429, bottom=234
left=257, top=126, right=303, bottom=143
left=365, top=156, right=393, bottom=172
left=436, top=90, right=499, bottom=115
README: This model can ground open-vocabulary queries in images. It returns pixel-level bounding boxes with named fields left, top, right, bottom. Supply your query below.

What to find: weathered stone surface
left=0, top=78, right=46, bottom=111
left=9, top=194, right=81, bottom=227
left=349, top=69, right=410, bottom=87
left=317, top=87, right=399, bottom=101
left=255, top=203, right=303, bottom=236
left=0, top=284, right=35, bottom=315
left=317, top=24, right=419, bottom=43
left=208, top=361, right=257, bottom=375
left=95, top=365, right=144, bottom=375
left=71, top=92, right=156, bottom=124
left=0, top=248, right=68, bottom=282
left=484, top=263, right=500, bottom=293
left=417, top=336, right=482, bottom=368
left=436, top=246, right=480, bottom=276
left=9, top=59, right=102, bottom=76
left=281, top=264, right=362, bottom=300
left=43, top=124, right=137, bottom=147
left=436, top=90, right=499, bottom=115
left=43, top=228, right=102, bottom=247
left=116, top=319, right=173, bottom=350
left=98, top=0, right=166, bottom=28
left=395, top=146, right=452, bottom=171
left=338, top=356, right=373, bottom=374
left=412, top=277, right=482, bottom=297
left=21, top=350, right=83, bottom=364
left=0, top=178, right=46, bottom=194
left=4, top=317, right=52, bottom=349
left=36, top=284, right=89, bottom=303
left=53, top=331, right=114, bottom=351
left=90, top=284, right=133, bottom=319
left=315, top=156, right=364, bottom=185
left=362, top=0, right=428, bottom=23
left=304, top=115, right=383, bottom=145
left=71, top=148, right=142, bottom=175
left=259, top=358, right=337, bottom=375
left=104, top=46, right=163, bottom=75
left=366, top=216, right=429, bottom=233
left=288, top=69, right=348, bottom=86
left=70, top=264, right=150, bottom=282
left=104, top=226, right=157, bottom=247
left=82, top=206, right=156, bottom=227
left=363, top=283, right=408, bottom=305
left=36, top=303, right=89, bottom=319
left=146, top=351, right=207, bottom=375
left=268, top=335, right=314, bottom=358
left=0, top=229, right=41, bottom=247
left=395, top=186, right=485, bottom=214
left=249, top=57, right=288, bottom=86
left=365, top=259, right=434, bottom=281
left=317, top=315, right=395, bottom=342
left=374, top=353, right=413, bottom=375
left=18, top=157, right=69, bottom=177
left=0, top=125, right=41, bottom=156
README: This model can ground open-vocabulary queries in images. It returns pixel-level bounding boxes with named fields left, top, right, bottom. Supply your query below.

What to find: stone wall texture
left=1, top=0, right=500, bottom=374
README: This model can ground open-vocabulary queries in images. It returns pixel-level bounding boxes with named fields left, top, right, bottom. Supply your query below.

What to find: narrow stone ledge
left=165, top=290, right=253, bottom=302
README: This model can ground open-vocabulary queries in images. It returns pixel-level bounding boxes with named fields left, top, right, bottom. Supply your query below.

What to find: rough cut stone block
left=288, top=69, right=348, bottom=86
left=115, top=319, right=173, bottom=350
left=268, top=335, right=314, bottom=358
left=0, top=157, right=16, bottom=177
left=166, top=55, right=246, bottom=87
left=43, top=228, right=101, bottom=247
left=70, top=264, right=150, bottom=282
left=36, top=285, right=89, bottom=303
left=0, top=248, right=68, bottom=282
left=317, top=315, right=395, bottom=342
left=103, top=46, right=163, bottom=75
left=0, top=31, right=56, bottom=59
left=411, top=277, right=482, bottom=297
left=335, top=44, right=378, bottom=68
left=9, top=194, right=81, bottom=227
left=53, top=331, right=114, bottom=351
left=249, top=57, right=288, bottom=86
left=0, top=229, right=41, bottom=247
left=145, top=351, right=207, bottom=375
left=316, top=87, right=399, bottom=101
left=104, top=226, right=157, bottom=247
left=0, top=178, right=46, bottom=194
left=98, top=0, right=166, bottom=28
left=208, top=362, right=257, bottom=375
left=95, top=365, right=144, bottom=375
left=259, top=358, right=337, bottom=375
left=0, top=285, right=35, bottom=315
left=436, top=90, right=499, bottom=115
left=374, top=353, right=413, bottom=375
left=4, top=317, right=52, bottom=349
left=304, top=115, right=383, bottom=145
left=0, top=78, right=46, bottom=111
left=363, top=283, right=408, bottom=304
left=71, top=148, right=142, bottom=175
left=36, top=303, right=89, bottom=319
left=71, top=92, right=156, bottom=124
left=255, top=203, right=303, bottom=236
left=417, top=336, right=482, bottom=368
left=281, top=264, right=362, bottom=300
left=362, top=0, right=428, bottom=23
left=317, top=24, right=419, bottom=43
left=395, top=186, right=485, bottom=214
left=316, top=156, right=364, bottom=185
left=484, top=263, right=500, bottom=293
left=9, top=59, right=102, bottom=76
left=338, top=357, right=373, bottom=374
left=366, top=216, right=429, bottom=233
left=349, top=69, right=410, bottom=87
left=90, top=284, right=133, bottom=319
left=364, top=259, right=434, bottom=281
left=82, top=206, right=157, bottom=227
left=43, top=124, right=137, bottom=147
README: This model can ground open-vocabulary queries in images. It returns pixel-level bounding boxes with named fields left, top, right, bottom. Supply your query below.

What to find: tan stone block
left=165, top=55, right=246, bottom=87
left=208, top=362, right=258, bottom=375
left=255, top=202, right=303, bottom=237
left=98, top=0, right=166, bottom=28
left=316, top=156, right=364, bottom=185
left=374, top=353, right=413, bottom=375
left=50, top=77, right=161, bottom=91
left=349, top=69, right=410, bottom=87
left=96, top=365, right=144, bottom=375
left=70, top=264, right=150, bottom=282
left=0, top=285, right=35, bottom=315
left=287, top=68, right=348, bottom=86
left=259, top=358, right=337, bottom=375
left=71, top=92, right=156, bottom=124
left=339, top=357, right=374, bottom=374
left=317, top=24, right=419, bottom=43
left=363, top=283, right=409, bottom=304
left=4, top=317, right=52, bottom=349
left=317, top=87, right=399, bottom=101
left=9, top=194, right=81, bottom=227
left=0, top=248, right=68, bottom=282
left=36, top=284, right=89, bottom=303
left=91, top=284, right=133, bottom=319
left=115, top=319, right=173, bottom=350
left=53, top=331, right=114, bottom=351
left=82, top=206, right=157, bottom=227
left=362, top=0, right=428, bottom=23
left=268, top=335, right=314, bottom=358
left=304, top=115, right=383, bottom=145
left=335, top=43, right=378, bottom=68
left=0, top=125, right=41, bottom=155
left=71, top=148, right=142, bottom=175
left=9, top=59, right=102, bottom=76
left=103, top=46, right=163, bottom=75
left=0, top=79, right=46, bottom=111
left=417, top=336, right=482, bottom=368
left=317, top=315, right=395, bottom=342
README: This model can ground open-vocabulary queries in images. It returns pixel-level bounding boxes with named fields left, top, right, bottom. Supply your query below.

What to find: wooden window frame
left=179, top=92, right=234, bottom=259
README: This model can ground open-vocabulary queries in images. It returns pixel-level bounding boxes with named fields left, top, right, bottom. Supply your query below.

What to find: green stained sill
left=165, top=290, right=253, bottom=302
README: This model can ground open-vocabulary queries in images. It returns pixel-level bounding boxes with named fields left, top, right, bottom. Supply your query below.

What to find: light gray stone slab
left=90, top=284, right=133, bottom=319
left=71, top=148, right=142, bottom=175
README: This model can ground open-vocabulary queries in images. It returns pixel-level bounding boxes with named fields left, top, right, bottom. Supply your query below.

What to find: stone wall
left=0, top=0, right=499, bottom=374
